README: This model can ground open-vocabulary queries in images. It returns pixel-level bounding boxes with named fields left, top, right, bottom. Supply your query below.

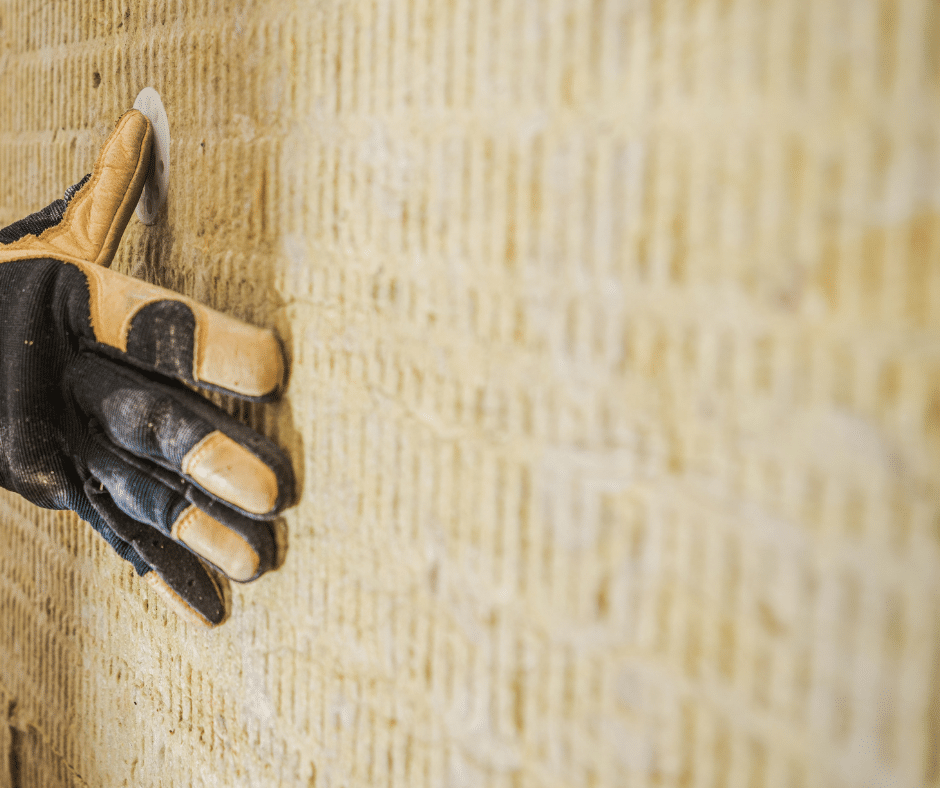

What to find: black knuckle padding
left=125, top=299, right=197, bottom=380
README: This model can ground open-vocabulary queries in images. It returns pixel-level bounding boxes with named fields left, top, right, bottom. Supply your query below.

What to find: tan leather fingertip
left=193, top=307, right=285, bottom=398
left=182, top=431, right=280, bottom=516
left=145, top=572, right=220, bottom=628
left=172, top=505, right=260, bottom=582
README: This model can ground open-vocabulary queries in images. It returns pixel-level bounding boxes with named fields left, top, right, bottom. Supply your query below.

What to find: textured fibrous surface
left=0, top=0, right=938, bottom=786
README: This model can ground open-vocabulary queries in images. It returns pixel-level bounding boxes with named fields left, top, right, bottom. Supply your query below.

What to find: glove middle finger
left=67, top=353, right=294, bottom=519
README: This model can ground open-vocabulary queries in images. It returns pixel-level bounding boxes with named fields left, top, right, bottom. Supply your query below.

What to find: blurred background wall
left=0, top=0, right=938, bottom=785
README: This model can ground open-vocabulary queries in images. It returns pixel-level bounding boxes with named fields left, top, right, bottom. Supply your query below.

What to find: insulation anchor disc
left=132, top=87, right=170, bottom=225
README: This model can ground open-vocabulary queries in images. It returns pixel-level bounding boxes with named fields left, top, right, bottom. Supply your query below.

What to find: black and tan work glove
left=0, top=110, right=294, bottom=626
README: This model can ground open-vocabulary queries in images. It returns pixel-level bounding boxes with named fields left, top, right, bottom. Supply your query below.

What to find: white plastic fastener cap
left=132, top=87, right=170, bottom=225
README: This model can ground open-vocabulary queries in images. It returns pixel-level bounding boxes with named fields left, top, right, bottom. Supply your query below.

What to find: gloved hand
left=0, top=110, right=294, bottom=626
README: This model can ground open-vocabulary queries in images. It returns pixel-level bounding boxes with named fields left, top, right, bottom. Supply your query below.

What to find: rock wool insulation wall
left=0, top=0, right=938, bottom=786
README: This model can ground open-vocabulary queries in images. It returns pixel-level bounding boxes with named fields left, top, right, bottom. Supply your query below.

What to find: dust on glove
left=0, top=110, right=295, bottom=626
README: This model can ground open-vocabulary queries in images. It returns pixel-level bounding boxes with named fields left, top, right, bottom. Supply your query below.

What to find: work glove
left=0, top=110, right=295, bottom=626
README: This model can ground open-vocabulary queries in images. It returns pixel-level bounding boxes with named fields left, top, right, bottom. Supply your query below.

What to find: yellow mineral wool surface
left=0, top=1, right=939, bottom=786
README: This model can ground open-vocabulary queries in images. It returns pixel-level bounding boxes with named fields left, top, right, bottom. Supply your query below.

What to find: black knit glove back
left=0, top=111, right=295, bottom=626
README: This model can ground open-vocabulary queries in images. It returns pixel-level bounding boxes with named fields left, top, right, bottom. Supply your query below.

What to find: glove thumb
left=0, top=110, right=154, bottom=267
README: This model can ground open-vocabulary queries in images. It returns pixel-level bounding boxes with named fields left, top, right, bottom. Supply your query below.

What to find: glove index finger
left=78, top=262, right=284, bottom=400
